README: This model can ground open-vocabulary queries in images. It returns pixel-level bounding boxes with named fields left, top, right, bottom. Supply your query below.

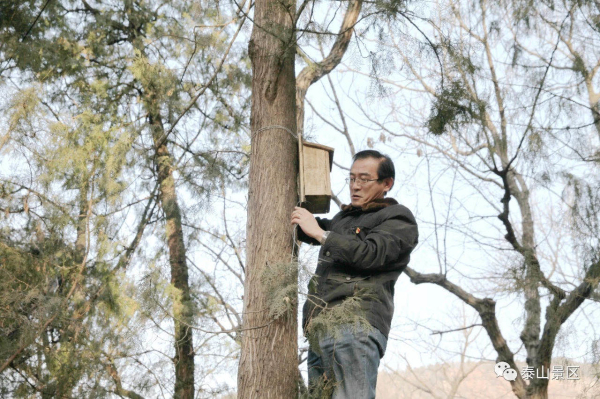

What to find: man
left=291, top=150, right=418, bottom=398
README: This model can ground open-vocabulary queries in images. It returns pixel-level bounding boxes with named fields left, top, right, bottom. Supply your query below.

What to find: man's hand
left=291, top=207, right=325, bottom=242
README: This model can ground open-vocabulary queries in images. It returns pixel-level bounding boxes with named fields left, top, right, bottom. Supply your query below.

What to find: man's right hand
left=291, top=207, right=325, bottom=242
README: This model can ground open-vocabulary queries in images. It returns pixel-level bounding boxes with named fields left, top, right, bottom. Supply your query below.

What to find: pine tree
left=1, top=0, right=250, bottom=396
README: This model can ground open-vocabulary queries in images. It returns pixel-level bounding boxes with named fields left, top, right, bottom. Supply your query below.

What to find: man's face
left=349, top=157, right=393, bottom=207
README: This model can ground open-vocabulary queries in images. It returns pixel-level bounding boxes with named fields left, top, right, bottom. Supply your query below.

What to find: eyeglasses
left=345, top=177, right=381, bottom=186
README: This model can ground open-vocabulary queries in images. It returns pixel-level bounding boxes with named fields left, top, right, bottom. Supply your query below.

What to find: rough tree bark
left=237, top=0, right=299, bottom=396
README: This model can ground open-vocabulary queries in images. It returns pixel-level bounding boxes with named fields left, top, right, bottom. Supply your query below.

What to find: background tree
left=332, top=0, right=600, bottom=397
left=0, top=0, right=250, bottom=397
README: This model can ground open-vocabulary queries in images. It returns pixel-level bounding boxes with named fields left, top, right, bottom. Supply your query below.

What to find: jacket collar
left=341, top=197, right=399, bottom=213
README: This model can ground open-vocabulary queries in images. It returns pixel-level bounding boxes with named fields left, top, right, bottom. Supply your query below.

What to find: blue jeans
left=307, top=324, right=388, bottom=399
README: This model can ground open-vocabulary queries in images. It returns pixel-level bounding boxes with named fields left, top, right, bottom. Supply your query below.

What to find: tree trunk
left=145, top=104, right=195, bottom=398
left=237, top=0, right=298, bottom=396
left=124, top=10, right=195, bottom=395
left=151, top=117, right=195, bottom=399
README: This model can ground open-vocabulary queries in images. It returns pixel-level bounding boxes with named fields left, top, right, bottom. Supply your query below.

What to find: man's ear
left=383, top=177, right=394, bottom=193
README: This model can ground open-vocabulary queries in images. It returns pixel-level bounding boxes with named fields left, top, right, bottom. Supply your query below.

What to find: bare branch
left=296, top=0, right=363, bottom=133
left=404, top=266, right=527, bottom=398
left=430, top=323, right=483, bottom=336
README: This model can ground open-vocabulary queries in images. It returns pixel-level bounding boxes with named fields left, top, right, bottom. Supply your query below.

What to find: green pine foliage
left=261, top=261, right=299, bottom=320
left=427, top=79, right=486, bottom=135
left=304, top=294, right=374, bottom=357
left=1, top=0, right=250, bottom=396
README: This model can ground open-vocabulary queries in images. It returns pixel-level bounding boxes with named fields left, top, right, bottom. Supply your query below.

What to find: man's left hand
left=291, top=207, right=325, bottom=241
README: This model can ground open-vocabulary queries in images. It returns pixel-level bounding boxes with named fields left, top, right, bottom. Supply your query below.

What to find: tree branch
left=404, top=266, right=527, bottom=398
left=296, top=0, right=363, bottom=133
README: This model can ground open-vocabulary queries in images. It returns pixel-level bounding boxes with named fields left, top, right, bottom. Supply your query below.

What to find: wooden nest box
left=299, top=141, right=334, bottom=214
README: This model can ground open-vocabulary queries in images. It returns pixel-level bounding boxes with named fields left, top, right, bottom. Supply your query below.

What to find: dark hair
left=353, top=150, right=395, bottom=188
